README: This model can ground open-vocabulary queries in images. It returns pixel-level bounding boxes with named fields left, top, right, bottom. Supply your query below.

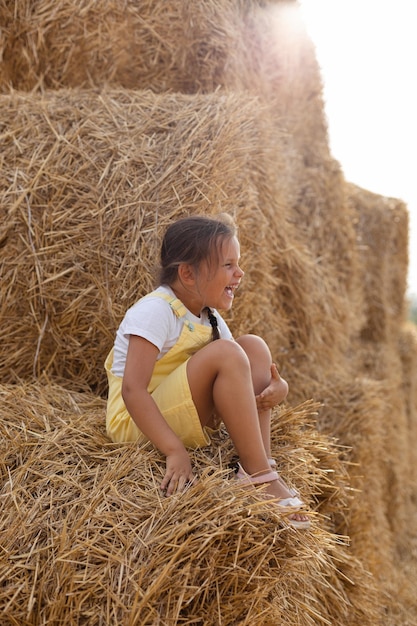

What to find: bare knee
left=189, top=338, right=251, bottom=377
left=186, top=338, right=253, bottom=425
left=235, top=334, right=272, bottom=393
left=215, top=338, right=251, bottom=368
left=235, top=335, right=272, bottom=366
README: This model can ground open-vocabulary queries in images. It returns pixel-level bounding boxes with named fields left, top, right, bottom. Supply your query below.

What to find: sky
left=298, top=0, right=417, bottom=297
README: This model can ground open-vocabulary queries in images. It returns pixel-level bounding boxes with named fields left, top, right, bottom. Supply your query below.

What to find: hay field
left=1, top=1, right=417, bottom=624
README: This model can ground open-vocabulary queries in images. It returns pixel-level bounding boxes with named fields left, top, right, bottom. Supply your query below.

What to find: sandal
left=268, top=458, right=299, bottom=497
left=235, top=464, right=311, bottom=530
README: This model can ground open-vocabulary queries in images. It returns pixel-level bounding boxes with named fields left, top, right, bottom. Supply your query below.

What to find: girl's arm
left=122, top=334, right=195, bottom=495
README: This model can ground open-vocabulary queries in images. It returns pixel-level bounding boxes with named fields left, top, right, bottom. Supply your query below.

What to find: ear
left=177, top=263, right=196, bottom=286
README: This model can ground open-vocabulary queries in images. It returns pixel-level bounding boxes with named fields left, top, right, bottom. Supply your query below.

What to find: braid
left=204, top=307, right=220, bottom=341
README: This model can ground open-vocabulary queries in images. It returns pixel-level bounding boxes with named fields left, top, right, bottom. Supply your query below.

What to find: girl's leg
left=187, top=339, right=269, bottom=473
left=235, top=335, right=299, bottom=496
left=235, top=334, right=283, bottom=456
left=186, top=339, right=302, bottom=508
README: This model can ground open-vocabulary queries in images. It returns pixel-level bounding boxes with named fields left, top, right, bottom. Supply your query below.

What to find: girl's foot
left=235, top=464, right=310, bottom=529
left=268, top=458, right=299, bottom=497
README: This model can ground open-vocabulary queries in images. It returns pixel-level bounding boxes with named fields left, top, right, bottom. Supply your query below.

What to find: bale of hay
left=346, top=183, right=409, bottom=343
left=399, top=321, right=417, bottom=427
left=0, top=88, right=279, bottom=391
left=0, top=0, right=343, bottom=278
left=0, top=88, right=354, bottom=398
left=0, top=0, right=338, bottom=263
left=0, top=381, right=379, bottom=626
left=312, top=367, right=417, bottom=624
left=317, top=376, right=394, bottom=549
left=398, top=322, right=417, bottom=497
left=0, top=0, right=324, bottom=135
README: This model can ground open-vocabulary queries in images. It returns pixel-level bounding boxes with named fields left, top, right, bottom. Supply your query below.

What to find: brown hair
left=159, top=214, right=237, bottom=286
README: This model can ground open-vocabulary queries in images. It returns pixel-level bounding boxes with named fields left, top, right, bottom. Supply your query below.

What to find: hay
left=0, top=88, right=279, bottom=391
left=398, top=323, right=417, bottom=502
left=354, top=339, right=415, bottom=544
left=0, top=381, right=378, bottom=625
left=346, top=183, right=409, bottom=343
left=0, top=87, right=354, bottom=399
left=0, top=0, right=332, bottom=217
left=0, top=1, right=322, bottom=109
left=1, top=0, right=417, bottom=622
left=399, top=322, right=417, bottom=431
left=312, top=368, right=417, bottom=625
left=0, top=0, right=331, bottom=224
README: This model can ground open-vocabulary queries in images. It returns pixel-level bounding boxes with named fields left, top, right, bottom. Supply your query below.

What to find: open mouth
left=225, top=284, right=239, bottom=297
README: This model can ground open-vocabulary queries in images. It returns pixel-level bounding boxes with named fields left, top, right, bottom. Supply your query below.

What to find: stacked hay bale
left=1, top=0, right=416, bottom=624
left=1, top=86, right=375, bottom=626
left=344, top=185, right=415, bottom=577
left=0, top=382, right=381, bottom=625
left=0, top=89, right=282, bottom=392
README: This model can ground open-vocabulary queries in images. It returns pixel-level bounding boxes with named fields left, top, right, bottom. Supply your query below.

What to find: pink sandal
left=235, top=464, right=311, bottom=530
left=268, top=458, right=299, bottom=497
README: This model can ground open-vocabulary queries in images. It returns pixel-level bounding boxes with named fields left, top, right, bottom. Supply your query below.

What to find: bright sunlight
left=299, top=0, right=417, bottom=295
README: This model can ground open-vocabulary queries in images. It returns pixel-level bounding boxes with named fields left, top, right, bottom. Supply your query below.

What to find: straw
left=1, top=0, right=417, bottom=623
left=0, top=381, right=379, bottom=626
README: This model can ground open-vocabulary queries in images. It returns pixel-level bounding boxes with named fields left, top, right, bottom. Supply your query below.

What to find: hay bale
left=347, top=328, right=415, bottom=547
left=398, top=322, right=417, bottom=495
left=0, top=88, right=355, bottom=398
left=346, top=183, right=409, bottom=343
left=0, top=381, right=379, bottom=625
left=399, top=322, right=417, bottom=425
left=0, top=88, right=280, bottom=391
left=0, top=1, right=323, bottom=119
left=0, top=0, right=332, bottom=239
left=0, top=0, right=333, bottom=218
left=317, top=376, right=394, bottom=547
left=312, top=366, right=417, bottom=624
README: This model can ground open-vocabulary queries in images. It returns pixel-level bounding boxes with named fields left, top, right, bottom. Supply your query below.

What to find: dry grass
left=0, top=382, right=378, bottom=625
left=1, top=0, right=417, bottom=623
left=0, top=88, right=353, bottom=399
left=0, top=1, right=320, bottom=102
left=346, top=183, right=409, bottom=342
left=0, top=89, right=277, bottom=391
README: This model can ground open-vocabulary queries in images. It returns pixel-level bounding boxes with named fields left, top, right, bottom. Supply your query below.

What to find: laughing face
left=197, top=235, right=244, bottom=312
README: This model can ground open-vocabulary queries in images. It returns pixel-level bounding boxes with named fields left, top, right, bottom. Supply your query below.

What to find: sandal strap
left=278, top=496, right=304, bottom=508
left=267, top=458, right=299, bottom=497
left=236, top=464, right=279, bottom=485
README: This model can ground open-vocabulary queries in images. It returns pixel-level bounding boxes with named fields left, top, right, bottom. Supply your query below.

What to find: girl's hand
left=255, top=363, right=289, bottom=410
left=160, top=447, right=196, bottom=496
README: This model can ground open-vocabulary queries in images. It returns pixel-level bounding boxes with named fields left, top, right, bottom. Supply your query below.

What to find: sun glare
left=298, top=0, right=417, bottom=295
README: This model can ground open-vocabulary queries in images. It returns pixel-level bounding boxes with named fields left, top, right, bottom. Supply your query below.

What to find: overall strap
left=145, top=291, right=195, bottom=331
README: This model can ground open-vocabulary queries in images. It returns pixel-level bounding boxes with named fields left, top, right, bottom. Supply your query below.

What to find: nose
left=235, top=264, right=244, bottom=278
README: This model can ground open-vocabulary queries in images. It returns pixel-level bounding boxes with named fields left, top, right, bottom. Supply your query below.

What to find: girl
left=105, top=215, right=310, bottom=529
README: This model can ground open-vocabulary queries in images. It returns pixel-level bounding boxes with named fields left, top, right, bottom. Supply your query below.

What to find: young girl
left=105, top=215, right=310, bottom=529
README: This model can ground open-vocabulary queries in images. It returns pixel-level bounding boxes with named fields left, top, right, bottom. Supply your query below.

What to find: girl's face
left=197, top=235, right=244, bottom=311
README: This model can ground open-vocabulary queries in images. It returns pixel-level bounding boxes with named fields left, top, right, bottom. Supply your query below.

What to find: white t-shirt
left=111, top=285, right=233, bottom=376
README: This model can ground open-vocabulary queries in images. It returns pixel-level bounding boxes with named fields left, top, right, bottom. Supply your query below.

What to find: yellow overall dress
left=105, top=292, right=213, bottom=447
